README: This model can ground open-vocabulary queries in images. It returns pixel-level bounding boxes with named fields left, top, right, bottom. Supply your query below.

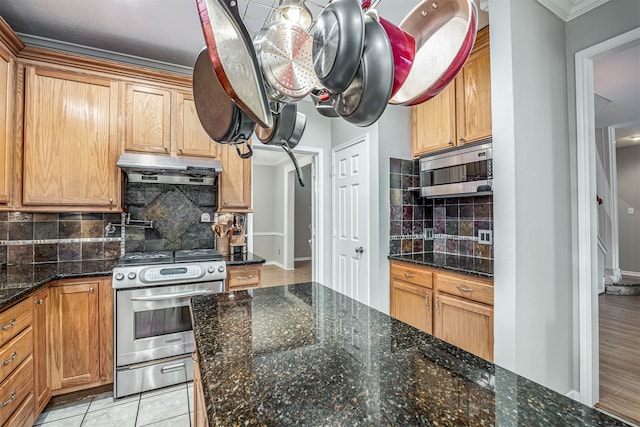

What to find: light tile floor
left=35, top=382, right=194, bottom=427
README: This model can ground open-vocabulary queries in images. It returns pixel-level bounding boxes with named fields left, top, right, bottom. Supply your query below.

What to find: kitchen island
left=191, top=283, right=629, bottom=426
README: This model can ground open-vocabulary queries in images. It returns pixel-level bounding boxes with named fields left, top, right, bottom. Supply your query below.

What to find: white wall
left=616, top=145, right=640, bottom=273
left=294, top=164, right=312, bottom=259
left=491, top=0, right=573, bottom=394
left=253, top=165, right=278, bottom=262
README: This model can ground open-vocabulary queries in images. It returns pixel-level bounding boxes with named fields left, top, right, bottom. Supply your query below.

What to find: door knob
left=355, top=247, right=364, bottom=254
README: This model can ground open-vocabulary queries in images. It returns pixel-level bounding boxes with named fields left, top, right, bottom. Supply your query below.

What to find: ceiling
left=1, top=0, right=635, bottom=147
left=253, top=148, right=311, bottom=166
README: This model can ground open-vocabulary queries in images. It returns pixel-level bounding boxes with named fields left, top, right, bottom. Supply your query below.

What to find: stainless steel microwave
left=419, top=141, right=492, bottom=198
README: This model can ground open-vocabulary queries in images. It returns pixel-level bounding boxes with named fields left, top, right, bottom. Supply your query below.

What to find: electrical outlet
left=277, top=249, right=281, bottom=255
left=200, top=212, right=211, bottom=222
left=424, top=228, right=434, bottom=240
left=628, top=208, right=635, bottom=215
left=478, top=230, right=493, bottom=245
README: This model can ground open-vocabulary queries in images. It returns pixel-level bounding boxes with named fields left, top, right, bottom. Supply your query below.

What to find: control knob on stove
left=127, top=272, right=137, bottom=280
left=114, top=272, right=124, bottom=281
left=207, top=265, right=215, bottom=274
left=218, top=265, right=225, bottom=273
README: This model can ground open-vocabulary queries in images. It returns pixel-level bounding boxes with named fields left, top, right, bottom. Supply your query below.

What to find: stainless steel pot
left=254, top=20, right=317, bottom=103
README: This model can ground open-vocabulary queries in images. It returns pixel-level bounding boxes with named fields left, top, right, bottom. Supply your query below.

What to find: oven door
left=116, top=281, right=223, bottom=367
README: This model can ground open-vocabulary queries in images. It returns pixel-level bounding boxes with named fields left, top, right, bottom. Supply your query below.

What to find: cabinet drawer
left=436, top=273, right=493, bottom=305
left=0, top=299, right=32, bottom=346
left=390, top=261, right=433, bottom=289
left=0, top=356, right=33, bottom=425
left=0, top=327, right=32, bottom=384
left=3, top=392, right=34, bottom=427
left=227, top=265, right=261, bottom=290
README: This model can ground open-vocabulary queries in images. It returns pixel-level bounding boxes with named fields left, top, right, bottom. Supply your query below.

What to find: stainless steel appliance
left=112, top=249, right=226, bottom=398
left=117, top=152, right=222, bottom=185
left=419, top=141, right=492, bottom=198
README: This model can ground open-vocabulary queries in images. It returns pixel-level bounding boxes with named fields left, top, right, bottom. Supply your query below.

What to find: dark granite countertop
left=223, top=252, right=265, bottom=266
left=191, top=283, right=628, bottom=426
left=0, top=260, right=117, bottom=309
left=389, top=252, right=494, bottom=278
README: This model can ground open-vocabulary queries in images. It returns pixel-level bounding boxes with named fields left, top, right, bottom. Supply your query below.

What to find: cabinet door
left=412, top=82, right=456, bottom=157
left=0, top=46, right=14, bottom=206
left=32, top=288, right=51, bottom=415
left=124, top=83, right=172, bottom=154
left=218, top=143, right=252, bottom=212
left=192, top=353, right=208, bottom=427
left=98, top=279, right=114, bottom=384
left=49, top=281, right=100, bottom=391
left=434, top=293, right=493, bottom=361
left=23, top=67, right=119, bottom=208
left=175, top=91, right=218, bottom=158
left=455, top=29, right=491, bottom=145
left=391, top=279, right=432, bottom=334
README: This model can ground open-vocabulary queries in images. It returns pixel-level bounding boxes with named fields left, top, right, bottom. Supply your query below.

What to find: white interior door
left=332, top=137, right=369, bottom=305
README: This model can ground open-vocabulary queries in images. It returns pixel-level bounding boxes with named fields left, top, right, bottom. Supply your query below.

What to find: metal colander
left=254, top=20, right=318, bottom=102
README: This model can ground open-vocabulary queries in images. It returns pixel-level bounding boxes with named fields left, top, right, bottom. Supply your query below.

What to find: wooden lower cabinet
left=390, top=280, right=433, bottom=334
left=226, top=264, right=262, bottom=291
left=389, top=261, right=494, bottom=361
left=192, top=353, right=208, bottom=427
left=32, top=287, right=50, bottom=415
left=434, top=293, right=494, bottom=362
left=49, top=277, right=113, bottom=394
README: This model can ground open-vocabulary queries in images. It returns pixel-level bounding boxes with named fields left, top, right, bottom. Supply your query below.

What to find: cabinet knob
left=109, top=198, right=113, bottom=205
left=178, top=148, right=183, bottom=155
left=164, top=146, right=169, bottom=152
left=448, top=140, right=454, bottom=146
left=89, top=288, right=95, bottom=293
left=459, top=137, right=465, bottom=144
left=35, top=299, right=44, bottom=305
left=224, top=200, right=228, bottom=205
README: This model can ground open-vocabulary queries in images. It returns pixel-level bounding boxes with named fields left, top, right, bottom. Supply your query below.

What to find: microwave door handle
left=130, top=290, right=215, bottom=301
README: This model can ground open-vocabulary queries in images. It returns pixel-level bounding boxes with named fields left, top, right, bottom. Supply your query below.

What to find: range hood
left=117, top=153, right=222, bottom=185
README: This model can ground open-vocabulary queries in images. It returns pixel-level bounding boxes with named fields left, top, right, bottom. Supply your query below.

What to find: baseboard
left=264, top=261, right=291, bottom=270
left=565, top=390, right=580, bottom=401
left=620, top=270, right=640, bottom=278
left=294, top=257, right=312, bottom=262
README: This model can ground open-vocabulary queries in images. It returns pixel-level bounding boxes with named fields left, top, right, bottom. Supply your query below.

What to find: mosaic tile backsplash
left=389, top=158, right=494, bottom=273
left=0, top=212, right=123, bottom=266
left=123, top=183, right=217, bottom=253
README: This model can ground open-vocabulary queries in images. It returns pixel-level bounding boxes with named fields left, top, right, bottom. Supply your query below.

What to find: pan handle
left=281, top=141, right=305, bottom=187
left=234, top=142, right=254, bottom=159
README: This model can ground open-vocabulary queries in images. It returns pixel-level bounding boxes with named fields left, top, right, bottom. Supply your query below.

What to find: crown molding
left=16, top=33, right=192, bottom=77
left=536, top=0, right=610, bottom=22
left=0, top=17, right=25, bottom=55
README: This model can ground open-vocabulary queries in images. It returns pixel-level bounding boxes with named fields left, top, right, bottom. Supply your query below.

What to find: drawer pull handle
left=161, top=362, right=186, bottom=374
left=0, top=391, right=16, bottom=407
left=0, top=319, right=16, bottom=331
left=404, top=272, right=415, bottom=279
left=456, top=285, right=474, bottom=293
left=1, top=352, right=17, bottom=366
left=236, top=275, right=254, bottom=280
left=436, top=297, right=440, bottom=313
left=425, top=294, right=430, bottom=310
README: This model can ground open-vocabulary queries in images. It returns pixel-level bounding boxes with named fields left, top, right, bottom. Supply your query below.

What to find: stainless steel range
left=112, top=249, right=226, bottom=398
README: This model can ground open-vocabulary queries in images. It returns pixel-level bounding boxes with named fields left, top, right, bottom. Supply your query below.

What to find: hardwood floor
left=261, top=260, right=312, bottom=287
left=597, top=293, right=640, bottom=425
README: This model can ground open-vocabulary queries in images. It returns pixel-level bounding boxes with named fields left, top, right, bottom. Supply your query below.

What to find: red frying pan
left=196, top=0, right=273, bottom=129
left=389, top=0, right=478, bottom=106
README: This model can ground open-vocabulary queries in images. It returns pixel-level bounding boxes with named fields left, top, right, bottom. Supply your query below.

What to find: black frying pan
left=312, top=0, right=365, bottom=95
left=332, top=11, right=393, bottom=127
left=192, top=48, right=255, bottom=159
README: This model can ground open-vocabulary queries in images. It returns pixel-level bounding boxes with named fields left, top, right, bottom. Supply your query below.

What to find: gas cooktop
left=117, top=249, right=223, bottom=266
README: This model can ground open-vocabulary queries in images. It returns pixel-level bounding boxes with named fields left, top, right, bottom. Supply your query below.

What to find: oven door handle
left=130, top=290, right=217, bottom=301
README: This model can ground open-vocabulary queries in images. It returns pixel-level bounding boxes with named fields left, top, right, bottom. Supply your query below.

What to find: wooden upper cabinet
left=412, top=82, right=456, bottom=156
left=412, top=27, right=491, bottom=158
left=175, top=91, right=218, bottom=158
left=0, top=44, right=15, bottom=207
left=218, top=142, right=252, bottom=212
left=23, top=67, right=120, bottom=209
left=455, top=28, right=492, bottom=145
left=124, top=83, right=172, bottom=154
